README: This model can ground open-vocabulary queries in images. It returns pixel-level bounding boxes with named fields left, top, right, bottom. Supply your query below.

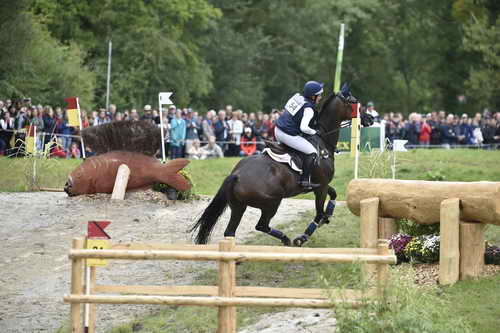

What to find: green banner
left=337, top=127, right=383, bottom=152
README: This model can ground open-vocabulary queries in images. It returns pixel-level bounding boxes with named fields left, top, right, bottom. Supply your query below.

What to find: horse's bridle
left=318, top=92, right=359, bottom=137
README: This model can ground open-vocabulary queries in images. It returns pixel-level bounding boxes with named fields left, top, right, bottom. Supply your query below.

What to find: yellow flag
left=25, top=136, right=35, bottom=153
left=86, top=239, right=110, bottom=267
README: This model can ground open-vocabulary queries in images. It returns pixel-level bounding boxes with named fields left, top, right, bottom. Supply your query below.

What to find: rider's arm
left=300, top=107, right=317, bottom=135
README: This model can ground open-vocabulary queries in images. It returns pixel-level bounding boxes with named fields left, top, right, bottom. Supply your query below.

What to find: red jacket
left=419, top=122, right=431, bottom=143
left=240, top=135, right=256, bottom=156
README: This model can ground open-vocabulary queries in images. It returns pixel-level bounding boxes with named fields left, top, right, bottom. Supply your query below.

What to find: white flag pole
left=159, top=94, right=166, bottom=163
left=76, top=97, right=86, bottom=159
left=354, top=104, right=360, bottom=179
left=158, top=92, right=173, bottom=163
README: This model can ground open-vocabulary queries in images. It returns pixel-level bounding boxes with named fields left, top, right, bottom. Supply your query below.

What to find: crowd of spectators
left=2, top=97, right=499, bottom=159
left=371, top=105, right=500, bottom=148
left=0, top=98, right=281, bottom=159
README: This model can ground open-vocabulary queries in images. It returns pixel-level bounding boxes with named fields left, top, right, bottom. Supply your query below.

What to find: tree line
left=0, top=0, right=498, bottom=115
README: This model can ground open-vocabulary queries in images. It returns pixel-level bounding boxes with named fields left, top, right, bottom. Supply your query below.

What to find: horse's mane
left=319, top=93, right=337, bottom=119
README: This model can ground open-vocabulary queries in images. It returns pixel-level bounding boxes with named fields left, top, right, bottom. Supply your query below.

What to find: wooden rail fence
left=64, top=237, right=396, bottom=333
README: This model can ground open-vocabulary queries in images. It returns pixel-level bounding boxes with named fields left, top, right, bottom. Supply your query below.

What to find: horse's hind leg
left=255, top=201, right=291, bottom=246
left=224, top=203, right=247, bottom=238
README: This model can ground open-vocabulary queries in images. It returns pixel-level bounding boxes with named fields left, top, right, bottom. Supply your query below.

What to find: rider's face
left=315, top=94, right=322, bottom=103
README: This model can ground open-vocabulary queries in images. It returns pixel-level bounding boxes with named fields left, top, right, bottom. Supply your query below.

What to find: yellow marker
left=86, top=239, right=110, bottom=267
left=67, top=108, right=80, bottom=127
left=25, top=136, right=35, bottom=153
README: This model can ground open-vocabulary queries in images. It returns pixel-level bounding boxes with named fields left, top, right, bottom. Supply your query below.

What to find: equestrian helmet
left=303, top=81, right=324, bottom=98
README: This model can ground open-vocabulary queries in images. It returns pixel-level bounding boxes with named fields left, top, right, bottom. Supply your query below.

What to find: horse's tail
left=189, top=174, right=238, bottom=244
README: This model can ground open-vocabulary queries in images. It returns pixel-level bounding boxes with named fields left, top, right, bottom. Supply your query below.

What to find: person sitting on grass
left=187, top=138, right=203, bottom=160
left=200, top=136, right=224, bottom=159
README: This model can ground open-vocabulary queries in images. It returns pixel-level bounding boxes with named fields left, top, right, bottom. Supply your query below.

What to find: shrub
left=397, top=218, right=440, bottom=236
left=153, top=169, right=196, bottom=200
left=425, top=170, right=446, bottom=181
left=333, top=269, right=472, bottom=333
left=389, top=233, right=412, bottom=264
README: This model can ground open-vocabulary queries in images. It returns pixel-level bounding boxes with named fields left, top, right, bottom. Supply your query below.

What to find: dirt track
left=0, top=191, right=317, bottom=333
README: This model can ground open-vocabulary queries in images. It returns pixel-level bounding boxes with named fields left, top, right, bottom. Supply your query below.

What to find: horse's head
left=336, top=82, right=374, bottom=127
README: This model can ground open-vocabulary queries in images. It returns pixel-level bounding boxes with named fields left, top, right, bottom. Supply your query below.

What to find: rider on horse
left=275, top=81, right=323, bottom=190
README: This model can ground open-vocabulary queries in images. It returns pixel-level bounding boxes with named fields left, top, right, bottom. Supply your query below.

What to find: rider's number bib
left=284, top=93, right=305, bottom=116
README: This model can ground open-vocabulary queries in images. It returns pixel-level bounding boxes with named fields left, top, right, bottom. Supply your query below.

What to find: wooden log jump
left=346, top=179, right=500, bottom=285
left=347, top=179, right=500, bottom=226
left=64, top=237, right=396, bottom=333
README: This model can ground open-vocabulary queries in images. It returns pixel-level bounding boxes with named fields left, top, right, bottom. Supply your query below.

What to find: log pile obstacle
left=346, top=179, right=499, bottom=285
left=64, top=237, right=396, bottom=333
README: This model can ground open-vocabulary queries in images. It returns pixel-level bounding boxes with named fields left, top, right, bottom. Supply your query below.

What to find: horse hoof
left=281, top=236, right=291, bottom=247
left=293, top=235, right=308, bottom=247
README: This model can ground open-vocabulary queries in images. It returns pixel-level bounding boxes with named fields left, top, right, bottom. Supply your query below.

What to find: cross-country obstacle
left=346, top=179, right=500, bottom=285
left=64, top=237, right=396, bottom=333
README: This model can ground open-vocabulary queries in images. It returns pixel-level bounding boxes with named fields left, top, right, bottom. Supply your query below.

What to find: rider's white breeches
left=275, top=127, right=317, bottom=155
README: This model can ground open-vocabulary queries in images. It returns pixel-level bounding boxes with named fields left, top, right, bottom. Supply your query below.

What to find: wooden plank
left=459, top=221, right=486, bottom=280
left=88, top=267, right=97, bottom=333
left=376, top=240, right=390, bottom=298
left=111, top=243, right=378, bottom=255
left=233, top=245, right=378, bottom=255
left=218, top=238, right=236, bottom=333
left=360, top=198, right=380, bottom=282
left=439, top=198, right=460, bottom=285
left=378, top=217, right=398, bottom=240
left=91, top=285, right=375, bottom=300
left=93, top=285, right=219, bottom=296
left=70, top=238, right=85, bottom=333
left=69, top=250, right=396, bottom=264
left=111, top=243, right=218, bottom=251
left=64, top=294, right=363, bottom=309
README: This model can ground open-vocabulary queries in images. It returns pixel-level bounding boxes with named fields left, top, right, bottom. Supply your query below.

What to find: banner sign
left=338, top=127, right=384, bottom=152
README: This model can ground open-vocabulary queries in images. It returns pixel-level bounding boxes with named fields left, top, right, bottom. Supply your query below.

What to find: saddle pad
left=262, top=148, right=303, bottom=174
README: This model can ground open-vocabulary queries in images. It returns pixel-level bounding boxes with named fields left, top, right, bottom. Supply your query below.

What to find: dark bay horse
left=190, top=86, right=373, bottom=246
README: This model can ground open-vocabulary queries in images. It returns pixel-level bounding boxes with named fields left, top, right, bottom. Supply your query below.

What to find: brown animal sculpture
left=64, top=151, right=191, bottom=196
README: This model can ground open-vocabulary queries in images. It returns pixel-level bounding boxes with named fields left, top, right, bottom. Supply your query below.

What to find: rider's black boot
left=299, top=153, right=320, bottom=190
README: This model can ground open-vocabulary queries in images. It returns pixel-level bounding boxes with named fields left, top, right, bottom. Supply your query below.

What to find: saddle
left=262, top=135, right=324, bottom=174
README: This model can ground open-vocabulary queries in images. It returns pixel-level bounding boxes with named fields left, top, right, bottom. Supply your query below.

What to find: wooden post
left=218, top=238, right=236, bottom=333
left=439, top=198, right=460, bottom=285
left=376, top=239, right=390, bottom=299
left=378, top=217, right=397, bottom=240
left=360, top=198, right=379, bottom=283
left=459, top=222, right=485, bottom=280
left=70, top=238, right=85, bottom=333
left=88, top=267, right=97, bottom=333
left=111, top=164, right=130, bottom=200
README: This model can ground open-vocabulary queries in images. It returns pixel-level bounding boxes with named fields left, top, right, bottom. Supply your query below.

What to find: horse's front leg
left=293, top=185, right=329, bottom=247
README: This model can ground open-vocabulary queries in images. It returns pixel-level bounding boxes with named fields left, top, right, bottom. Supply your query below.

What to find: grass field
left=3, top=148, right=498, bottom=197
left=2, top=149, right=500, bottom=332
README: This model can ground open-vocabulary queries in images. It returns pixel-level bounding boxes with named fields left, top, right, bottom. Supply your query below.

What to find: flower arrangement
left=485, top=244, right=500, bottom=265
left=389, top=233, right=413, bottom=264
left=404, top=235, right=440, bottom=263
